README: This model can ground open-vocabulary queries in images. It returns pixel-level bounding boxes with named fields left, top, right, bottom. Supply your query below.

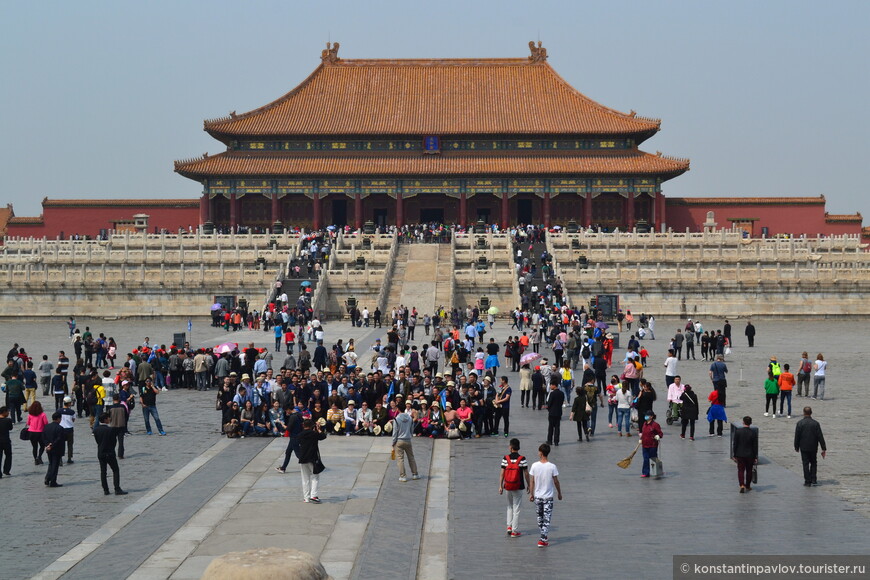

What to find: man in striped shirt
left=499, top=438, right=530, bottom=538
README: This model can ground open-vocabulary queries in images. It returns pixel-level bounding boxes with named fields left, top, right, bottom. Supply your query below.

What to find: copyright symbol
left=680, top=563, right=690, bottom=574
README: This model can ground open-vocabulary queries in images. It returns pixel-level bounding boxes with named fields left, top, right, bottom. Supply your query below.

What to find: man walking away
left=709, top=355, right=729, bottom=407
left=391, top=404, right=419, bottom=482
left=795, top=406, right=827, bottom=486
left=0, top=407, right=12, bottom=476
left=298, top=419, right=326, bottom=503
left=37, top=355, right=54, bottom=397
left=42, top=412, right=66, bottom=487
left=499, top=438, right=530, bottom=538
left=528, top=443, right=562, bottom=548
left=107, top=394, right=127, bottom=459
left=732, top=416, right=758, bottom=493
left=93, top=412, right=127, bottom=495
left=684, top=330, right=696, bottom=360
left=545, top=382, right=564, bottom=446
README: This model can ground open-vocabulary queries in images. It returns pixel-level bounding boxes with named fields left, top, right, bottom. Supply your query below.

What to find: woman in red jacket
left=639, top=412, right=663, bottom=478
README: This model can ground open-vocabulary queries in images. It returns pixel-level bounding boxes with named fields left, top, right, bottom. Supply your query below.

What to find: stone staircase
left=399, top=244, right=438, bottom=315
left=384, top=244, right=409, bottom=310
left=433, top=244, right=454, bottom=313
left=383, top=244, right=452, bottom=317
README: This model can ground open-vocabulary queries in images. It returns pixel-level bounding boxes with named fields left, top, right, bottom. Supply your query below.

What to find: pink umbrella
left=520, top=352, right=542, bottom=366
left=214, top=342, right=238, bottom=354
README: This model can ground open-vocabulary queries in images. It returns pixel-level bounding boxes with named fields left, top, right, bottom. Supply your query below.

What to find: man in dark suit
left=94, top=412, right=127, bottom=495
left=42, top=412, right=66, bottom=487
left=732, top=416, right=758, bottom=493
left=795, top=406, right=827, bottom=486
left=545, top=383, right=564, bottom=446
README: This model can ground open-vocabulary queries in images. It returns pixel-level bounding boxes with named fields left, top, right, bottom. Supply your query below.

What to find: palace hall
left=174, top=42, right=689, bottom=231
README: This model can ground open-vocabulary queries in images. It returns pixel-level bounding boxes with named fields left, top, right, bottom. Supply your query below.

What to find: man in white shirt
left=663, top=350, right=679, bottom=395
left=528, top=443, right=562, bottom=548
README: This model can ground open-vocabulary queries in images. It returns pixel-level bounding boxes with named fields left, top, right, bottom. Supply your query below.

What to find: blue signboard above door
left=423, top=136, right=441, bottom=154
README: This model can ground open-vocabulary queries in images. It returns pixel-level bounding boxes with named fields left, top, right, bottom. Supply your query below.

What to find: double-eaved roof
left=176, top=43, right=688, bottom=181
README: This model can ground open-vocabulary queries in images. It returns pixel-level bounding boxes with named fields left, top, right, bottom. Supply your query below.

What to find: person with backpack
left=796, top=351, right=812, bottom=397
left=499, top=438, right=530, bottom=538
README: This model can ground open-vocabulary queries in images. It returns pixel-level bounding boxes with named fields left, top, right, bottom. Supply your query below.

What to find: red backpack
left=503, top=454, right=525, bottom=491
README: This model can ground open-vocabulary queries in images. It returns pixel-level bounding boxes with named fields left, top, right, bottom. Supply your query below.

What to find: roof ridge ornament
left=322, top=42, right=340, bottom=64
left=528, top=40, right=547, bottom=63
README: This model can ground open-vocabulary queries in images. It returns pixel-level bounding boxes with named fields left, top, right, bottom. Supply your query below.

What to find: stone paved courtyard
left=1, top=315, right=868, bottom=579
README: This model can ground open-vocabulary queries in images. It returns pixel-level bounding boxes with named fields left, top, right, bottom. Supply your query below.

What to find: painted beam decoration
left=592, top=178, right=629, bottom=195
left=319, top=180, right=355, bottom=194
left=508, top=179, right=545, bottom=196
left=361, top=180, right=397, bottom=196
left=466, top=179, right=501, bottom=195
left=235, top=180, right=272, bottom=195
left=634, top=178, right=658, bottom=195
left=208, top=180, right=231, bottom=197
left=277, top=180, right=314, bottom=196
left=402, top=179, right=461, bottom=197
left=551, top=178, right=586, bottom=194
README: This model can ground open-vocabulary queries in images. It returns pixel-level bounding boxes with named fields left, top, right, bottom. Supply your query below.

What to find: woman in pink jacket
left=26, top=400, right=48, bottom=464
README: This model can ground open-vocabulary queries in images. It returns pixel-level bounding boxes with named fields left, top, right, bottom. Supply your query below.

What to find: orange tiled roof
left=203, top=51, right=661, bottom=140
left=175, top=150, right=689, bottom=179
left=667, top=196, right=826, bottom=206
left=8, top=216, right=44, bottom=225
left=825, top=213, right=862, bottom=222
left=43, top=199, right=199, bottom=208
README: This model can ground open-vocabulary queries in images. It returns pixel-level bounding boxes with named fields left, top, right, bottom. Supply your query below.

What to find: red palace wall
left=5, top=201, right=199, bottom=239
left=665, top=198, right=863, bottom=237
left=3, top=195, right=864, bottom=240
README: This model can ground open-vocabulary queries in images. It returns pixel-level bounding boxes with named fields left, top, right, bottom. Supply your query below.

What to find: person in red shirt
left=519, top=333, right=530, bottom=350
left=777, top=364, right=796, bottom=418
left=284, top=329, right=296, bottom=354
left=639, top=412, right=664, bottom=478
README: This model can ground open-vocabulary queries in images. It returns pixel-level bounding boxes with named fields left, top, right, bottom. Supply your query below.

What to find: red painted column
left=542, top=192, right=551, bottom=228
left=650, top=193, right=658, bottom=230
left=271, top=193, right=280, bottom=223
left=199, top=194, right=210, bottom=225
left=625, top=192, right=635, bottom=231
left=583, top=193, right=593, bottom=227
left=312, top=194, right=321, bottom=230
left=396, top=193, right=404, bottom=228
left=354, top=193, right=363, bottom=230
left=229, top=193, right=238, bottom=230
left=459, top=192, right=467, bottom=228
left=500, top=193, right=509, bottom=229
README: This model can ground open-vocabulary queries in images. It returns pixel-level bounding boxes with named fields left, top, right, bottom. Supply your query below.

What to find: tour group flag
left=188, top=318, right=192, bottom=332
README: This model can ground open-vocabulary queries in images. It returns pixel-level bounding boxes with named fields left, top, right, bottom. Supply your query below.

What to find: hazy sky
left=1, top=0, right=868, bottom=218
